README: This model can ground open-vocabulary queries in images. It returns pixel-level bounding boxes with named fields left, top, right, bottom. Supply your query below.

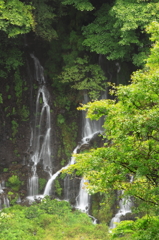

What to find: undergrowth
left=0, top=196, right=158, bottom=240
left=0, top=197, right=109, bottom=240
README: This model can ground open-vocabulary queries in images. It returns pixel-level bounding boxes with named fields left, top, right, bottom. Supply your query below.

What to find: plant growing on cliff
left=64, top=22, right=159, bottom=212
left=7, top=175, right=21, bottom=191
left=11, top=120, right=19, bottom=138
left=60, top=56, right=106, bottom=100
left=54, top=179, right=62, bottom=196
left=39, top=178, right=47, bottom=192
left=0, top=94, right=2, bottom=103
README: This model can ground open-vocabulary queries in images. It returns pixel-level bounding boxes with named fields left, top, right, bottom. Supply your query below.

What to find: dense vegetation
left=1, top=0, right=159, bottom=239
left=1, top=197, right=159, bottom=240
left=0, top=197, right=109, bottom=240
left=64, top=13, right=159, bottom=240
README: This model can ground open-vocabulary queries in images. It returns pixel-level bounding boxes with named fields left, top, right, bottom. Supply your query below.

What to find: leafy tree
left=64, top=22, right=159, bottom=211
left=0, top=0, right=34, bottom=37
left=60, top=56, right=106, bottom=99
left=32, top=0, right=58, bottom=41
left=61, top=0, right=94, bottom=11
left=82, top=0, right=159, bottom=66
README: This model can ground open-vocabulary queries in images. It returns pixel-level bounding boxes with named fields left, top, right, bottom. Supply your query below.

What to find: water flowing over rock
left=28, top=55, right=52, bottom=197
left=30, top=54, right=45, bottom=84
left=0, top=183, right=3, bottom=194
left=4, top=196, right=10, bottom=208
left=27, top=54, right=105, bottom=219
left=74, top=93, right=103, bottom=213
left=42, top=92, right=104, bottom=215
left=110, top=176, right=134, bottom=229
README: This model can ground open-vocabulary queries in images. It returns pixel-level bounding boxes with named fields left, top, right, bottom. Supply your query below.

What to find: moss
left=11, top=120, right=19, bottom=138
left=19, top=105, right=29, bottom=121
left=54, top=179, right=62, bottom=197
left=8, top=191, right=19, bottom=206
left=39, top=178, right=47, bottom=192
left=91, top=192, right=116, bottom=224
left=6, top=175, right=21, bottom=191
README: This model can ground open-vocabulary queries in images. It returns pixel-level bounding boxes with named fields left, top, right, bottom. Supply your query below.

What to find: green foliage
left=82, top=1, right=159, bottom=66
left=64, top=22, right=159, bottom=212
left=0, top=93, right=2, bottom=103
left=60, top=56, right=106, bottom=99
left=14, top=69, right=23, bottom=99
left=54, top=179, right=62, bottom=196
left=111, top=215, right=159, bottom=240
left=39, top=178, right=47, bottom=192
left=61, top=159, right=66, bottom=166
left=20, top=105, right=29, bottom=121
left=14, top=149, right=20, bottom=157
left=3, top=168, right=8, bottom=172
left=57, top=114, right=65, bottom=124
left=38, top=196, right=72, bottom=216
left=25, top=205, right=45, bottom=219
left=32, top=0, right=58, bottom=41
left=7, top=191, right=19, bottom=206
left=6, top=85, right=9, bottom=92
left=0, top=0, right=34, bottom=37
left=5, top=48, right=23, bottom=72
left=62, top=0, right=94, bottom=11
left=7, top=175, right=21, bottom=191
left=91, top=192, right=115, bottom=224
left=11, top=120, right=18, bottom=138
left=0, top=37, right=24, bottom=79
left=0, top=199, right=110, bottom=240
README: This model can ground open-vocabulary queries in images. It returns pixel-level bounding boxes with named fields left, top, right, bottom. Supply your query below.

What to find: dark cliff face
left=0, top=48, right=82, bottom=202
left=0, top=34, right=134, bottom=224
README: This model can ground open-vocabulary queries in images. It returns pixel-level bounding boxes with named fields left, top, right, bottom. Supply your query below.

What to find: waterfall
left=0, top=181, right=10, bottom=209
left=0, top=183, right=3, bottom=194
left=110, top=176, right=133, bottom=229
left=30, top=54, right=45, bottom=84
left=75, top=178, right=90, bottom=213
left=75, top=93, right=103, bottom=213
left=28, top=54, right=105, bottom=217
left=3, top=196, right=10, bottom=208
left=82, top=94, right=103, bottom=139
left=42, top=92, right=103, bottom=215
left=28, top=55, right=52, bottom=197
left=44, top=146, right=79, bottom=196
left=0, top=181, right=9, bottom=209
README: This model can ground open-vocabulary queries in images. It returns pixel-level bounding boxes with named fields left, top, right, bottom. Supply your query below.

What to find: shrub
left=7, top=175, right=21, bottom=191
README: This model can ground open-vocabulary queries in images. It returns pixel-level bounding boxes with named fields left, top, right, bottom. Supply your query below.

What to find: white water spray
left=110, top=176, right=133, bottom=229
left=42, top=93, right=103, bottom=215
left=28, top=55, right=52, bottom=197
left=75, top=93, right=103, bottom=213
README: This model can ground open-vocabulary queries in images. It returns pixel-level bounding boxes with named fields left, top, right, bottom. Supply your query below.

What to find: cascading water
left=44, top=145, right=80, bottom=196
left=0, top=183, right=3, bottom=194
left=75, top=93, right=103, bottom=213
left=109, top=193, right=133, bottom=229
left=28, top=55, right=52, bottom=198
left=28, top=54, right=105, bottom=218
left=3, top=196, right=10, bottom=208
left=42, top=92, right=103, bottom=215
left=0, top=181, right=10, bottom=209
left=110, top=176, right=133, bottom=229
left=30, top=54, right=45, bottom=84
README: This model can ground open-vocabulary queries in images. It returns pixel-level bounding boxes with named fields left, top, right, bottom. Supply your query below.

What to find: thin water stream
left=27, top=55, right=104, bottom=217
left=109, top=176, right=133, bottom=229
left=28, top=55, right=52, bottom=197
left=43, top=93, right=103, bottom=214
